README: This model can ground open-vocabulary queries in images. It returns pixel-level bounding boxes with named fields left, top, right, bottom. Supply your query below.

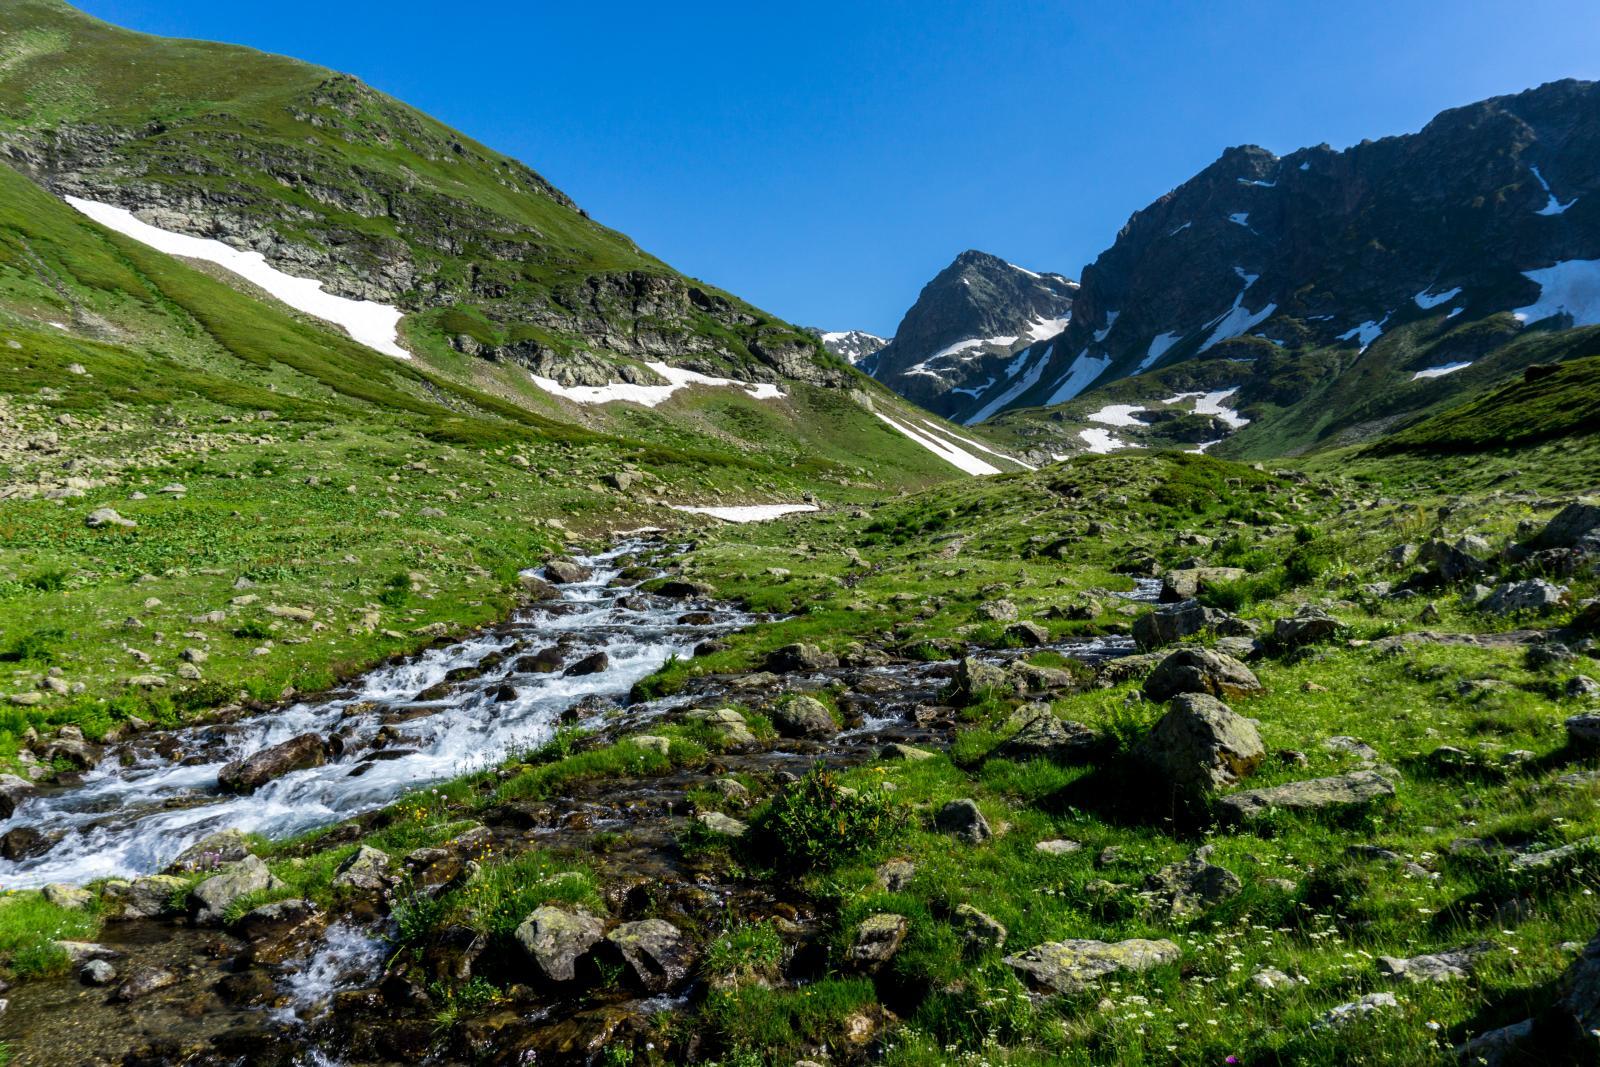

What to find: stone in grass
left=601, top=918, right=696, bottom=993
left=1141, top=846, right=1242, bottom=918
left=1216, top=770, right=1396, bottom=822
left=189, top=856, right=286, bottom=925
left=847, top=913, right=909, bottom=972
left=952, top=904, right=1006, bottom=952
left=1567, top=714, right=1600, bottom=749
left=764, top=643, right=838, bottom=673
left=1035, top=839, right=1082, bottom=855
left=1481, top=579, right=1570, bottom=616
left=684, top=707, right=756, bottom=747
left=1135, top=693, right=1263, bottom=793
left=769, top=695, right=837, bottom=739
left=104, top=874, right=188, bottom=919
left=1132, top=599, right=1225, bottom=650
left=879, top=743, right=933, bottom=761
left=1376, top=942, right=1495, bottom=983
left=695, top=811, right=748, bottom=837
left=951, top=656, right=1008, bottom=706
left=935, top=799, right=992, bottom=845
left=994, top=711, right=1099, bottom=763
left=42, top=883, right=93, bottom=910
left=1314, top=992, right=1398, bottom=1029
left=1003, top=938, right=1180, bottom=994
left=632, top=735, right=672, bottom=756
left=1003, top=620, right=1048, bottom=647
left=1272, top=606, right=1339, bottom=647
left=331, top=845, right=393, bottom=893
left=1142, top=648, right=1263, bottom=702
left=515, top=906, right=605, bottom=984
left=85, top=507, right=136, bottom=529
left=875, top=859, right=916, bottom=891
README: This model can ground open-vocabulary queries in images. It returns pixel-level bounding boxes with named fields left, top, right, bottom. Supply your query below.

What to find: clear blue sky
left=75, top=1, right=1600, bottom=336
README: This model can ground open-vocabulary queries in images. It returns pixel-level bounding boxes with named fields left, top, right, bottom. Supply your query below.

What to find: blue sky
left=77, top=1, right=1600, bottom=336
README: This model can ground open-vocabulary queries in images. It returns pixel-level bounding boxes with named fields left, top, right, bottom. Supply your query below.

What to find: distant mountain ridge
left=812, top=329, right=888, bottom=365
left=859, top=250, right=1076, bottom=421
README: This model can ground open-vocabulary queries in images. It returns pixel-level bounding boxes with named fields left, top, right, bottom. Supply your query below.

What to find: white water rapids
left=0, top=543, right=748, bottom=889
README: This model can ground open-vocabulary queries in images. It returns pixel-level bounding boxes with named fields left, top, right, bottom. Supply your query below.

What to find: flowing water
left=1, top=541, right=751, bottom=889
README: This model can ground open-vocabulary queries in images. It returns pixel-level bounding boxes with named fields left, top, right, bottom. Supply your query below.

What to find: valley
left=0, top=2, right=1598, bottom=1066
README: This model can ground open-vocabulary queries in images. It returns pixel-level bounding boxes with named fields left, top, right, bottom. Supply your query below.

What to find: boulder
left=1418, top=539, right=1486, bottom=582
left=80, top=959, right=117, bottom=986
left=695, top=811, right=748, bottom=837
left=86, top=507, right=136, bottom=529
left=847, top=913, right=909, bottom=972
left=1141, top=847, right=1242, bottom=917
left=601, top=919, right=696, bottom=992
left=1315, top=992, right=1399, bottom=1029
left=0, top=826, right=51, bottom=861
left=1135, top=693, right=1264, bottom=792
left=1454, top=926, right=1600, bottom=1064
left=1142, top=649, right=1263, bottom=701
left=1003, top=620, right=1049, bottom=647
left=935, top=799, right=992, bottom=845
left=1161, top=567, right=1245, bottom=601
left=1272, top=606, right=1339, bottom=647
left=952, top=904, right=1007, bottom=952
left=42, top=883, right=93, bottom=910
left=1217, top=770, right=1396, bottom=822
left=231, top=898, right=320, bottom=943
left=1481, top=579, right=1570, bottom=615
left=515, top=646, right=565, bottom=674
left=1376, top=942, right=1495, bottom=983
left=515, top=906, right=605, bottom=984
left=684, top=707, right=757, bottom=747
left=0, top=774, right=38, bottom=819
left=189, top=856, right=286, bottom=924
left=951, top=656, right=1006, bottom=705
left=105, top=874, right=188, bottom=919
left=1003, top=938, right=1180, bottom=993
left=994, top=711, right=1098, bottom=763
left=1132, top=599, right=1225, bottom=650
left=1035, top=839, right=1082, bottom=855
left=331, top=845, right=393, bottom=893
left=655, top=579, right=713, bottom=598
left=1568, top=715, right=1600, bottom=749
left=543, top=559, right=592, bottom=584
left=165, top=829, right=252, bottom=874
left=764, top=643, right=838, bottom=672
left=1516, top=500, right=1600, bottom=556
left=112, top=966, right=178, bottom=1002
left=218, top=733, right=330, bottom=794
left=518, top=574, right=560, bottom=601
left=875, top=859, right=916, bottom=891
left=769, top=695, right=837, bottom=739
left=977, top=599, right=1018, bottom=622
left=563, top=651, right=610, bottom=677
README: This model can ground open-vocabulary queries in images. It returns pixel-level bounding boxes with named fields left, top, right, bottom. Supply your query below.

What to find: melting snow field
left=65, top=196, right=411, bottom=360
left=1338, top=315, right=1389, bottom=353
left=1529, top=165, right=1578, bottom=216
left=1514, top=259, right=1600, bottom=328
left=1078, top=427, right=1127, bottom=453
left=919, top=420, right=1036, bottom=471
left=875, top=412, right=1003, bottom=476
left=1044, top=349, right=1113, bottom=406
left=1198, top=269, right=1275, bottom=354
left=1086, top=403, right=1146, bottom=427
left=669, top=504, right=818, bottom=522
left=1414, top=286, right=1462, bottom=310
left=1163, top=388, right=1250, bottom=429
left=1411, top=361, right=1473, bottom=381
left=530, top=363, right=784, bottom=407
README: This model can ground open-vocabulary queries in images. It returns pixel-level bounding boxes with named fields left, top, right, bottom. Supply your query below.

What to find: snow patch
left=1513, top=259, right=1600, bottom=328
left=1086, top=404, right=1146, bottom=427
left=670, top=504, right=818, bottom=522
left=1410, top=361, right=1473, bottom=381
left=1227, top=212, right=1251, bottom=228
left=65, top=196, right=411, bottom=360
left=1414, top=286, right=1462, bottom=310
left=963, top=344, right=1052, bottom=424
left=1169, top=221, right=1192, bottom=236
left=530, top=362, right=783, bottom=407
left=1022, top=314, right=1071, bottom=343
left=1044, top=349, right=1113, bottom=406
left=1198, top=270, right=1275, bottom=353
left=1238, top=178, right=1276, bottom=188
left=875, top=413, right=1001, bottom=475
left=1092, top=310, right=1120, bottom=343
left=1337, top=315, right=1389, bottom=353
left=1138, top=330, right=1182, bottom=370
left=1530, top=165, right=1578, bottom=216
left=1163, top=388, right=1250, bottom=429
left=918, top=420, right=1036, bottom=471
left=1078, top=428, right=1127, bottom=454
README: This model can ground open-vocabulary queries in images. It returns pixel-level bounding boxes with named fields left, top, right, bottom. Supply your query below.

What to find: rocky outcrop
left=1003, top=937, right=1180, bottom=993
left=1217, top=770, right=1396, bottom=822
left=1136, top=693, right=1264, bottom=792
left=1142, top=649, right=1263, bottom=701
left=515, top=907, right=605, bottom=984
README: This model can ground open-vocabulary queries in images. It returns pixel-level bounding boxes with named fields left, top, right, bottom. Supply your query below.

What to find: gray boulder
left=935, top=799, right=992, bottom=844
left=515, top=906, right=605, bottom=983
left=165, top=829, right=252, bottom=874
left=994, top=711, right=1098, bottom=763
left=769, top=695, right=837, bottom=739
left=847, top=913, right=909, bottom=972
left=951, top=656, right=1006, bottom=705
left=218, top=733, right=330, bottom=794
left=543, top=559, right=592, bottom=584
left=1003, top=620, right=1048, bottom=647
left=1272, top=606, right=1339, bottom=647
left=1481, top=579, right=1570, bottom=615
left=104, top=874, right=188, bottom=919
left=1217, top=770, right=1395, bottom=822
left=952, top=904, right=1007, bottom=952
left=601, top=918, right=696, bottom=992
left=1376, top=942, right=1495, bottom=983
left=86, top=507, right=136, bottom=529
left=1142, top=649, right=1263, bottom=702
left=0, top=774, right=38, bottom=819
left=331, top=845, right=393, bottom=893
left=1003, top=937, right=1180, bottom=993
left=764, top=643, right=838, bottom=673
left=1132, top=599, right=1224, bottom=650
left=1161, top=567, right=1245, bottom=601
left=1141, top=846, right=1242, bottom=917
left=1136, top=693, right=1264, bottom=792
left=189, top=856, right=286, bottom=924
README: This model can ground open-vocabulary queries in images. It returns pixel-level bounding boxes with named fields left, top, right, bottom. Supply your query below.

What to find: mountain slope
left=813, top=329, right=887, bottom=365
left=966, top=79, right=1600, bottom=456
left=861, top=250, right=1076, bottom=420
left=0, top=0, right=1034, bottom=484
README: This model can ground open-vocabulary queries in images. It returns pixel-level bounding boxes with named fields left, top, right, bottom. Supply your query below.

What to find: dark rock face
left=959, top=79, right=1600, bottom=427
left=863, top=250, right=1076, bottom=420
